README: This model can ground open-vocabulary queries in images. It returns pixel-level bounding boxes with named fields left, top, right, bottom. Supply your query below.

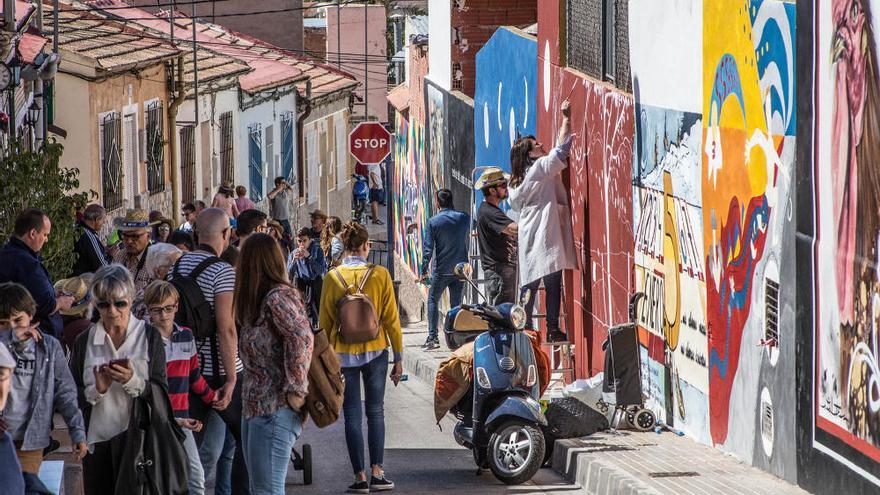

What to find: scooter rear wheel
left=487, top=420, right=545, bottom=485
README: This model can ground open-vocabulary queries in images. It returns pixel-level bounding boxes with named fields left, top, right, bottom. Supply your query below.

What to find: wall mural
left=812, top=0, right=880, bottom=480
left=392, top=110, right=428, bottom=276
left=426, top=82, right=447, bottom=195
left=702, top=0, right=796, bottom=481
left=629, top=0, right=797, bottom=480
left=629, top=0, right=710, bottom=444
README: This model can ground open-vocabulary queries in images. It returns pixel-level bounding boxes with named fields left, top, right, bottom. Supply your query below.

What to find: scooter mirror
left=453, top=262, right=473, bottom=280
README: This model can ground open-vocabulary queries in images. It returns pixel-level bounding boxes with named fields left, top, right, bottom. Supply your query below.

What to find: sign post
left=349, top=122, right=392, bottom=165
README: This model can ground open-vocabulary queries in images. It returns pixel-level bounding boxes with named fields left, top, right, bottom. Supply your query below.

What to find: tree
left=0, top=140, right=95, bottom=281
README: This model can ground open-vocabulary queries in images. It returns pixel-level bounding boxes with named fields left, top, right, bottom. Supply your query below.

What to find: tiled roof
left=47, top=7, right=180, bottom=74
left=387, top=83, right=409, bottom=112
left=85, top=1, right=307, bottom=94
left=19, top=32, right=47, bottom=64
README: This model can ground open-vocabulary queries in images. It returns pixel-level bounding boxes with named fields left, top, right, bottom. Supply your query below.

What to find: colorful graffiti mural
left=629, top=0, right=709, bottom=445
left=810, top=0, right=880, bottom=485
left=426, top=81, right=447, bottom=194
left=474, top=27, right=538, bottom=174
left=392, top=111, right=429, bottom=276
left=628, top=0, right=797, bottom=481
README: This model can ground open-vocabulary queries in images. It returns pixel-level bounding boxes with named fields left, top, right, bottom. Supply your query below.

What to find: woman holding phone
left=69, top=264, right=171, bottom=494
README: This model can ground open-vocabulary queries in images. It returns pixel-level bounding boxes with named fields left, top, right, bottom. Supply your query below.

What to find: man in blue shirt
left=419, top=189, right=471, bottom=349
left=0, top=209, right=73, bottom=338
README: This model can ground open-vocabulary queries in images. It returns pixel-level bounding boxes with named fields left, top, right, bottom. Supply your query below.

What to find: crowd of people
left=0, top=177, right=404, bottom=495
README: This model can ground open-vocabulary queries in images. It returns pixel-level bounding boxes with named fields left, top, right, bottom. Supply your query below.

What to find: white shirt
left=82, top=317, right=150, bottom=449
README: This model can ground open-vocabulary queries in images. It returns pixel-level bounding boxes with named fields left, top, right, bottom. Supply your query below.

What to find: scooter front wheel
left=487, top=420, right=545, bottom=485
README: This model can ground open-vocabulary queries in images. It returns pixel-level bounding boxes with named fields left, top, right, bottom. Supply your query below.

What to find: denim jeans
left=427, top=274, right=464, bottom=341
left=485, top=264, right=517, bottom=305
left=183, top=428, right=206, bottom=495
left=190, top=373, right=249, bottom=495
left=520, top=270, right=563, bottom=331
left=199, top=410, right=236, bottom=495
left=342, top=350, right=389, bottom=474
left=242, top=406, right=303, bottom=495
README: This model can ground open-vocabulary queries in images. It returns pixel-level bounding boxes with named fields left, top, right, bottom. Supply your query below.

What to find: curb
left=551, top=438, right=659, bottom=495
left=402, top=348, right=441, bottom=387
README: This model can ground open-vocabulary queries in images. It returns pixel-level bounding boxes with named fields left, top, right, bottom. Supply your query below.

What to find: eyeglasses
left=148, top=304, right=177, bottom=316
left=121, top=232, right=148, bottom=240
left=95, top=300, right=130, bottom=310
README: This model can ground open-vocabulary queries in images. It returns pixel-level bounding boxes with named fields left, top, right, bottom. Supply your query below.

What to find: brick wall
left=304, top=27, right=326, bottom=60
left=449, top=0, right=537, bottom=98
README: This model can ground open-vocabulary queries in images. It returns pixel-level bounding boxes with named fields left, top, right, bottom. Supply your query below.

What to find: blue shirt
left=0, top=237, right=62, bottom=337
left=291, top=241, right=327, bottom=281
left=421, top=208, right=471, bottom=277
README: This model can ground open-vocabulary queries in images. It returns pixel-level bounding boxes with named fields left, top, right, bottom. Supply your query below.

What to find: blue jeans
left=182, top=428, right=206, bottom=495
left=342, top=351, right=389, bottom=474
left=199, top=410, right=236, bottom=495
left=427, top=274, right=464, bottom=341
left=242, top=406, right=303, bottom=495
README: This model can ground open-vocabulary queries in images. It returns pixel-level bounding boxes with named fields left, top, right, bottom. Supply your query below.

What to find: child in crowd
left=0, top=342, right=24, bottom=494
left=290, top=227, right=328, bottom=325
left=0, top=283, right=87, bottom=479
left=144, top=280, right=215, bottom=495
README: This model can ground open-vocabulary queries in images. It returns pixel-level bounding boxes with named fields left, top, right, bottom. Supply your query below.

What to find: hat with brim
left=310, top=209, right=328, bottom=220
left=474, top=167, right=510, bottom=190
left=54, top=275, right=92, bottom=317
left=114, top=208, right=158, bottom=232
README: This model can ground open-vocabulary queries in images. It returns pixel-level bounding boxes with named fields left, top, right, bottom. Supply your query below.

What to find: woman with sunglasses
left=69, top=264, right=177, bottom=493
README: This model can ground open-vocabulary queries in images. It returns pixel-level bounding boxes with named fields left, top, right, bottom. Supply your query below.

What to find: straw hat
left=54, top=274, right=92, bottom=317
left=114, top=208, right=158, bottom=232
left=474, top=167, right=510, bottom=190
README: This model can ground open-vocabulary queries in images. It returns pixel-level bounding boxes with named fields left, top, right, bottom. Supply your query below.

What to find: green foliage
left=0, top=140, right=95, bottom=281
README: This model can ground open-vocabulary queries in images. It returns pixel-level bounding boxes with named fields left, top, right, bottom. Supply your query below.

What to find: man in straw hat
left=112, top=209, right=156, bottom=318
left=72, top=204, right=109, bottom=276
left=475, top=167, right=519, bottom=305
left=54, top=275, right=93, bottom=351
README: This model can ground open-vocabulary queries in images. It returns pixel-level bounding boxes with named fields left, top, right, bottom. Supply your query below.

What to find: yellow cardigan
left=319, top=263, right=403, bottom=361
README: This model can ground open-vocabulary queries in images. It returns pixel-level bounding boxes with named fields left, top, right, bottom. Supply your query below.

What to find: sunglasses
left=148, top=304, right=177, bottom=316
left=121, top=232, right=148, bottom=240
left=95, top=300, right=130, bottom=310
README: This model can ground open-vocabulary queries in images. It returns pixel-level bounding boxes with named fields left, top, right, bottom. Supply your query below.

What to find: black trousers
left=296, top=277, right=323, bottom=325
left=485, top=264, right=517, bottom=305
left=82, top=434, right=126, bottom=494
left=189, top=373, right=250, bottom=495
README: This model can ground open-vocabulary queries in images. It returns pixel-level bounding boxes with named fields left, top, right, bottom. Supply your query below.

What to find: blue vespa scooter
left=442, top=263, right=547, bottom=485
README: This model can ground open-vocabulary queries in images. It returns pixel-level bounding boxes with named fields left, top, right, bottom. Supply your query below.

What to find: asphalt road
left=280, top=375, right=581, bottom=494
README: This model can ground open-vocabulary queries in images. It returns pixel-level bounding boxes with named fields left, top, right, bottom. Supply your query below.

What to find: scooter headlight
left=509, top=304, right=527, bottom=330
left=526, top=364, right=537, bottom=387
left=475, top=367, right=492, bottom=389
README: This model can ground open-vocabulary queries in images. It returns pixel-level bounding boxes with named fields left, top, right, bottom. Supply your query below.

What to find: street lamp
left=26, top=100, right=39, bottom=127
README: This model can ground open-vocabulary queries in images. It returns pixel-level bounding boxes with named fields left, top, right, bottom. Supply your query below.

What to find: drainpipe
left=295, top=79, right=312, bottom=201
left=168, top=55, right=186, bottom=220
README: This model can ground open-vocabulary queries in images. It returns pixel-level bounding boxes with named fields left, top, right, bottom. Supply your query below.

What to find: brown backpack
left=331, top=265, right=380, bottom=344
left=305, top=328, right=345, bottom=428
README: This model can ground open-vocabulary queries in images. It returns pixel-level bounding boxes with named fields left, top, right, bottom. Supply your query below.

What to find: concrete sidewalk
left=398, top=322, right=807, bottom=495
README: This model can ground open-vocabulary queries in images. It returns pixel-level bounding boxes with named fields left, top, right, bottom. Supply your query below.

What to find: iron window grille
left=281, top=112, right=296, bottom=191
left=566, top=0, right=631, bottom=91
left=764, top=278, right=780, bottom=345
left=180, top=125, right=196, bottom=204
left=100, top=112, right=123, bottom=211
left=219, top=112, right=234, bottom=183
left=249, top=124, right=264, bottom=201
left=145, top=102, right=165, bottom=194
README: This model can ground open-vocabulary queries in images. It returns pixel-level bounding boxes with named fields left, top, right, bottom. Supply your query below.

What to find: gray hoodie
left=0, top=331, right=86, bottom=450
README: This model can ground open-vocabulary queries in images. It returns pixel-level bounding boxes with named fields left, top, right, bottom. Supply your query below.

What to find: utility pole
left=364, top=2, right=368, bottom=121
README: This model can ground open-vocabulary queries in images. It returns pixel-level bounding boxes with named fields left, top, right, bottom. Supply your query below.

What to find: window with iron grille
left=180, top=125, right=196, bottom=204
left=146, top=102, right=165, bottom=194
left=765, top=278, right=780, bottom=345
left=219, top=112, right=234, bottom=183
left=452, top=62, right=463, bottom=92
left=100, top=112, right=123, bottom=211
left=566, top=0, right=631, bottom=91
left=280, top=112, right=296, bottom=194
left=249, top=124, right=264, bottom=201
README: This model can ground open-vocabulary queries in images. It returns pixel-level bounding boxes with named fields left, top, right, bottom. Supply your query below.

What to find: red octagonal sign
left=349, top=122, right=392, bottom=165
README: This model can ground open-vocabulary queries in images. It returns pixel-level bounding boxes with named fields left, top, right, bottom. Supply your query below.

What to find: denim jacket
left=291, top=242, right=327, bottom=282
left=420, top=208, right=471, bottom=277
left=0, top=331, right=86, bottom=450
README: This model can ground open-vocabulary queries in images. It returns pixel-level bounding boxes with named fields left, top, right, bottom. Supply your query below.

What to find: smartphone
left=109, top=358, right=130, bottom=368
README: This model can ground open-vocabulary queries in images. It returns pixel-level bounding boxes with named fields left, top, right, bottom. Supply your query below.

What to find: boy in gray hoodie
left=0, top=282, right=87, bottom=474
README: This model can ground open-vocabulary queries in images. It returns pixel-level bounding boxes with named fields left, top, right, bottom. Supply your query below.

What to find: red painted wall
left=537, top=0, right=634, bottom=379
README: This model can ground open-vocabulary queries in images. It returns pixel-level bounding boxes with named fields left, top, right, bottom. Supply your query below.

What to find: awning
left=387, top=83, right=409, bottom=112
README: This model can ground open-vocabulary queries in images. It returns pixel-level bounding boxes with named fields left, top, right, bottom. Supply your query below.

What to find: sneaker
left=347, top=480, right=370, bottom=494
left=424, top=339, right=440, bottom=350
left=370, top=474, right=395, bottom=491
left=547, top=330, right=569, bottom=343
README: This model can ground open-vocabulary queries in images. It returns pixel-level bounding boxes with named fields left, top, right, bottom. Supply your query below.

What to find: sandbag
left=434, top=341, right=474, bottom=423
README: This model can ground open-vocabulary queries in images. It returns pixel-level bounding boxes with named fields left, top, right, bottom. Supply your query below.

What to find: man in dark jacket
left=0, top=209, right=73, bottom=337
left=72, top=204, right=109, bottom=276
left=419, top=189, right=471, bottom=349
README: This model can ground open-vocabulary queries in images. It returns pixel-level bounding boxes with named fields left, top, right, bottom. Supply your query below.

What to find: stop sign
left=349, top=122, right=392, bottom=165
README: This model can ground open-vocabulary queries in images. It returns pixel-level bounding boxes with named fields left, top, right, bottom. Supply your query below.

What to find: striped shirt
left=168, top=250, right=243, bottom=377
left=162, top=325, right=215, bottom=418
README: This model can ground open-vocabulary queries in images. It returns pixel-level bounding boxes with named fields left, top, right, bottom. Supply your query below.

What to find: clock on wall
left=0, top=63, right=12, bottom=92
